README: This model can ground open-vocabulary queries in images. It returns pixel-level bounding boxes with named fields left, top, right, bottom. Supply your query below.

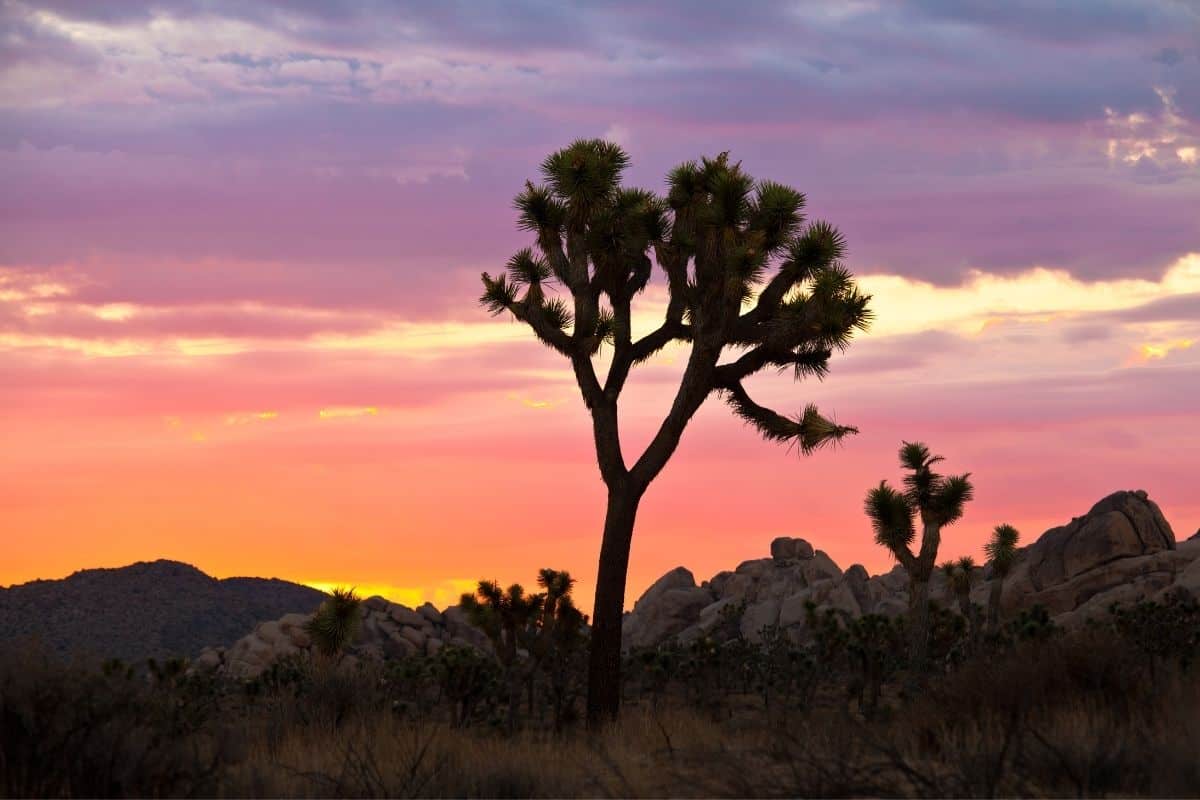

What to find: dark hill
left=0, top=560, right=325, bottom=663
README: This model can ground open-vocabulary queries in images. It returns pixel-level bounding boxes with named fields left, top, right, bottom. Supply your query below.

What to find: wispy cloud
left=317, top=406, right=378, bottom=419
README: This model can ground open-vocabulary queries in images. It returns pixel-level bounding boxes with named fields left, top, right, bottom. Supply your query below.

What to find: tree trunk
left=987, top=577, right=1003, bottom=635
left=908, top=577, right=931, bottom=675
left=586, top=486, right=641, bottom=727
left=507, top=669, right=521, bottom=734
left=957, top=591, right=977, bottom=656
left=957, top=592, right=975, bottom=639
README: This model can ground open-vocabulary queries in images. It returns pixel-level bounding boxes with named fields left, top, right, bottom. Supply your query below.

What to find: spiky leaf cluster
left=985, top=524, right=1021, bottom=577
left=480, top=140, right=873, bottom=469
left=865, top=481, right=916, bottom=556
left=864, top=442, right=975, bottom=567
left=461, top=571, right=588, bottom=669
left=305, top=587, right=363, bottom=657
left=941, top=556, right=977, bottom=595
left=460, top=580, right=545, bottom=653
left=534, top=568, right=588, bottom=655
left=537, top=568, right=576, bottom=618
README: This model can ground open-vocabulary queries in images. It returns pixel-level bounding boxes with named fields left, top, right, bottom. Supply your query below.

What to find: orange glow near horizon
left=3, top=257, right=1198, bottom=612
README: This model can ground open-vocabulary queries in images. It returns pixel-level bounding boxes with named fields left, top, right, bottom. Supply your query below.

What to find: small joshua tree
left=305, top=587, right=363, bottom=661
left=984, top=523, right=1020, bottom=634
left=536, top=568, right=577, bottom=635
left=480, top=140, right=871, bottom=724
left=941, top=555, right=980, bottom=653
left=534, top=569, right=588, bottom=731
left=941, top=556, right=977, bottom=622
left=865, top=442, right=974, bottom=675
left=460, top=580, right=545, bottom=733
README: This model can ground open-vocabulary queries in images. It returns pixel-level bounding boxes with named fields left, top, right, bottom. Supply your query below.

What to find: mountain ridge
left=0, top=558, right=326, bottom=663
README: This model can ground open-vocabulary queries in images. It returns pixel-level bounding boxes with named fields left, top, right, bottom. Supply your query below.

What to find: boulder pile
left=202, top=490, right=1198, bottom=676
left=196, top=597, right=491, bottom=678
left=623, top=490, right=1199, bottom=649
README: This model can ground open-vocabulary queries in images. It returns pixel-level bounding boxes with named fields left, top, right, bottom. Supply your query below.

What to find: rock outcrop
left=199, top=595, right=492, bottom=678
left=200, top=490, right=1196, bottom=676
left=622, top=490, right=1195, bottom=650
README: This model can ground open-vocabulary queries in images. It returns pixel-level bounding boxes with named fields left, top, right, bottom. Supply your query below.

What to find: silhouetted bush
left=3, top=595, right=1199, bottom=796
left=0, top=648, right=230, bottom=798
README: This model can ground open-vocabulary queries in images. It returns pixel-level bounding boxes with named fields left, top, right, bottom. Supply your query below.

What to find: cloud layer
left=2, top=1, right=1198, bottom=608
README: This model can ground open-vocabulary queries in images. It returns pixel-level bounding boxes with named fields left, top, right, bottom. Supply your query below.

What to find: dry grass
left=221, top=671, right=1200, bottom=797
left=230, top=706, right=739, bottom=798
left=4, top=622, right=1199, bottom=797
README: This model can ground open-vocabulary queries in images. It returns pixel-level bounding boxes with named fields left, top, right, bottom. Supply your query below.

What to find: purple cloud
left=1, top=0, right=1197, bottom=304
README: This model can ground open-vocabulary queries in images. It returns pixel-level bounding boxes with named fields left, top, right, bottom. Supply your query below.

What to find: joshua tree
left=480, top=140, right=871, bottom=724
left=534, top=569, right=588, bottom=731
left=460, top=580, right=545, bottom=732
left=984, top=523, right=1021, bottom=634
left=941, top=556, right=977, bottom=622
left=865, top=442, right=974, bottom=675
left=536, top=568, right=577, bottom=635
left=305, top=587, right=363, bottom=660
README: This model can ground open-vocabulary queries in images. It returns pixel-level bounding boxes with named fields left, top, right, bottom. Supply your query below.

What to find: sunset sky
left=2, top=1, right=1198, bottom=612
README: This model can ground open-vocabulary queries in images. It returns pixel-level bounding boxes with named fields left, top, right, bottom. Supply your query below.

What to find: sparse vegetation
left=459, top=570, right=590, bottom=734
left=3, top=592, right=1198, bottom=797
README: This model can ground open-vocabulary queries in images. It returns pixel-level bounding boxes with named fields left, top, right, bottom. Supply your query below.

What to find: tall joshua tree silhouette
left=984, top=523, right=1020, bottom=634
left=480, top=140, right=871, bottom=724
left=865, top=442, right=974, bottom=676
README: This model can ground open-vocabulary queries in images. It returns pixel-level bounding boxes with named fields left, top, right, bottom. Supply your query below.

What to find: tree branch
left=570, top=354, right=604, bottom=409
left=894, top=543, right=918, bottom=574
left=730, top=264, right=801, bottom=342
left=540, top=232, right=576, bottom=290
left=481, top=272, right=575, bottom=356
left=714, top=377, right=857, bottom=455
left=629, top=342, right=723, bottom=487
left=586, top=400, right=627, bottom=487
left=713, top=343, right=831, bottom=385
left=603, top=251, right=692, bottom=399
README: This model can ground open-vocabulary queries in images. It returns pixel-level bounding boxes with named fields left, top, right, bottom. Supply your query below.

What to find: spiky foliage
left=943, top=555, right=981, bottom=651
left=985, top=524, right=1021, bottom=634
left=942, top=556, right=976, bottom=598
left=481, top=140, right=871, bottom=469
left=530, top=568, right=588, bottom=731
left=537, top=567, right=576, bottom=596
left=865, top=442, right=974, bottom=571
left=985, top=524, right=1021, bottom=578
left=305, top=587, right=362, bottom=658
left=460, top=580, right=547, bottom=732
left=536, top=569, right=576, bottom=624
left=480, top=141, right=872, bottom=724
left=865, top=481, right=916, bottom=556
left=460, top=581, right=545, bottom=663
left=864, top=442, right=975, bottom=677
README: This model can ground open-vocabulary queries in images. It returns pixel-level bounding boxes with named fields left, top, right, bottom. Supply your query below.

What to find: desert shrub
left=624, top=645, right=678, bottom=709
left=1110, top=592, right=1200, bottom=672
left=431, top=645, right=504, bottom=728
left=0, top=648, right=232, bottom=798
left=1005, top=603, right=1056, bottom=642
left=4, top=595, right=1200, bottom=797
left=844, top=613, right=905, bottom=718
left=750, top=624, right=818, bottom=713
